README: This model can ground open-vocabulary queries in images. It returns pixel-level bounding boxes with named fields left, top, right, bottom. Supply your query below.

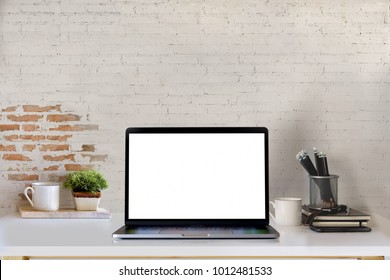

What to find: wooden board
left=18, top=206, right=111, bottom=219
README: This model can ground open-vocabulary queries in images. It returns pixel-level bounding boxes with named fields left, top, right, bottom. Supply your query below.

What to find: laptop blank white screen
left=128, top=133, right=266, bottom=219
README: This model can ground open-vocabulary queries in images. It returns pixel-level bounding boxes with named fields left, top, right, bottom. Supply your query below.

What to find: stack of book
left=302, top=205, right=371, bottom=232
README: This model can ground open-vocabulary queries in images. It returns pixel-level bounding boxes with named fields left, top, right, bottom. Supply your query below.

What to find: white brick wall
left=1, top=0, right=389, bottom=218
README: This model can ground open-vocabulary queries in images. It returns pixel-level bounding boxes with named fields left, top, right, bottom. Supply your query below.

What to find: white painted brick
left=138, top=64, right=176, bottom=74
left=239, top=55, right=277, bottom=64
left=21, top=24, right=60, bottom=33
left=204, top=84, right=257, bottom=95
left=1, top=0, right=390, bottom=220
left=122, top=55, right=161, bottom=65
left=133, top=74, right=163, bottom=85
left=194, top=95, right=234, bottom=105
left=0, top=23, right=22, bottom=33
left=85, top=4, right=121, bottom=13
left=137, top=105, right=168, bottom=115
left=199, top=55, right=239, bottom=65
left=133, top=85, right=169, bottom=95
left=168, top=105, right=206, bottom=114
left=46, top=56, right=82, bottom=65
left=87, top=24, right=125, bottom=33
left=208, top=64, right=254, bottom=73
left=21, top=65, right=59, bottom=74
left=60, top=24, right=88, bottom=33
left=97, top=65, right=138, bottom=74
left=164, top=85, right=205, bottom=96
left=0, top=65, right=21, bottom=75
left=159, top=14, right=198, bottom=24
left=176, top=64, right=207, bottom=74
left=348, top=53, right=385, bottom=63
left=294, top=64, right=324, bottom=73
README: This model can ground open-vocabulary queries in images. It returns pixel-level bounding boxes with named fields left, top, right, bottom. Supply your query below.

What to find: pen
left=317, top=152, right=335, bottom=208
left=296, top=150, right=318, bottom=176
left=313, top=147, right=321, bottom=174
left=319, top=153, right=329, bottom=176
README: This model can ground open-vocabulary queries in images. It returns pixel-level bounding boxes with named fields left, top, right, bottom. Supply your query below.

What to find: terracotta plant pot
left=72, top=192, right=101, bottom=211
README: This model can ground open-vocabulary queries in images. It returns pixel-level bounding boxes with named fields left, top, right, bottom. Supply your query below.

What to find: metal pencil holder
left=309, top=175, right=338, bottom=210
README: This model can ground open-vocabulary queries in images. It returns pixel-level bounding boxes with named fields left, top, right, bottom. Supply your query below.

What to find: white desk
left=1, top=212, right=390, bottom=260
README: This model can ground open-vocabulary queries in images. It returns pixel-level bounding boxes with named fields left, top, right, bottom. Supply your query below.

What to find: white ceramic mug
left=269, top=197, right=302, bottom=226
left=24, top=182, right=60, bottom=211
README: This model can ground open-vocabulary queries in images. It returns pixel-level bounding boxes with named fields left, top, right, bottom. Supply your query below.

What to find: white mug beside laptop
left=24, top=182, right=60, bottom=211
left=269, top=197, right=302, bottom=226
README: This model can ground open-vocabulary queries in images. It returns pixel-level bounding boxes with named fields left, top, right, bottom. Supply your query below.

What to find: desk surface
left=1, top=212, right=390, bottom=258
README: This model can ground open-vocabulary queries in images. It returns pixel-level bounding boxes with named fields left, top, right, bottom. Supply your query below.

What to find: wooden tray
left=18, top=206, right=111, bottom=219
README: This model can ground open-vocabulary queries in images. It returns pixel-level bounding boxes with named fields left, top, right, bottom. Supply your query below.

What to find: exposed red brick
left=2, top=106, right=17, bottom=112
left=8, top=174, right=39, bottom=181
left=44, top=165, right=60, bottom=171
left=49, top=124, right=98, bottom=131
left=4, top=135, right=18, bottom=141
left=82, top=144, right=95, bottom=152
left=39, top=144, right=69, bottom=152
left=47, top=114, right=81, bottom=122
left=0, top=124, right=20, bottom=131
left=64, top=164, right=94, bottom=171
left=22, top=124, right=40, bottom=131
left=23, top=144, right=37, bottom=151
left=1, top=105, right=104, bottom=184
left=82, top=154, right=108, bottom=162
left=23, top=105, right=61, bottom=112
left=0, top=145, right=16, bottom=152
left=46, top=135, right=73, bottom=141
left=2, top=154, right=32, bottom=161
left=19, top=135, right=45, bottom=141
left=7, top=114, right=43, bottom=122
left=42, top=154, right=75, bottom=162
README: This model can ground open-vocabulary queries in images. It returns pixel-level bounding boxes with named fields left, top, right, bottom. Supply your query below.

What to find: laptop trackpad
left=159, top=228, right=233, bottom=237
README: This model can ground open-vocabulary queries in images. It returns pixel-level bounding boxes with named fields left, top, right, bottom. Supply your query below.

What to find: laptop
left=112, top=127, right=279, bottom=239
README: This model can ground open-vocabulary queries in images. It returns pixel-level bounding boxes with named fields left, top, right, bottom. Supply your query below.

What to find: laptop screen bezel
left=124, top=127, right=270, bottom=227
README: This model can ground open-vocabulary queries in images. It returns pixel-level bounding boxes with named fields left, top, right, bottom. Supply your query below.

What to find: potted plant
left=63, top=170, right=108, bottom=211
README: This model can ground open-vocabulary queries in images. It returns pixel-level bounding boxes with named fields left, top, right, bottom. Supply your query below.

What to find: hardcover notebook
left=302, top=205, right=371, bottom=232
left=302, top=205, right=371, bottom=222
left=113, top=127, right=279, bottom=239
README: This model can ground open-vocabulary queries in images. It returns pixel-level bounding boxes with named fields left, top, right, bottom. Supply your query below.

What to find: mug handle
left=269, top=201, right=276, bottom=221
left=24, top=186, right=35, bottom=208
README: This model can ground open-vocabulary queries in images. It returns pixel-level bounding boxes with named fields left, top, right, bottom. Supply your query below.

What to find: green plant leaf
left=63, top=170, right=108, bottom=194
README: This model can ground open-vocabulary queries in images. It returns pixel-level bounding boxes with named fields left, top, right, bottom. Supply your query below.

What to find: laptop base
left=113, top=225, right=279, bottom=239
